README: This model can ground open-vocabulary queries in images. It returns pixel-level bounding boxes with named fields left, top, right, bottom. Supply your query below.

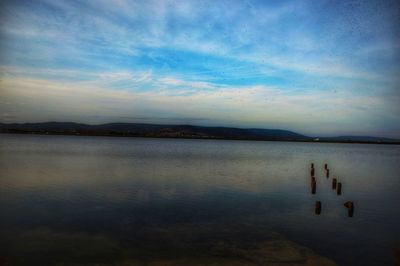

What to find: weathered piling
left=311, top=163, right=314, bottom=168
left=344, top=201, right=354, bottom=217
left=315, top=201, right=321, bottom=215
left=311, top=167, right=315, bottom=177
left=324, top=163, right=327, bottom=170
left=332, top=178, right=337, bottom=189
left=337, top=182, right=342, bottom=195
left=326, top=169, right=330, bottom=178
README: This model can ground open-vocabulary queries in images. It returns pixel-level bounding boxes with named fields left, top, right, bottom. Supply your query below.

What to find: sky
left=0, top=0, right=399, bottom=137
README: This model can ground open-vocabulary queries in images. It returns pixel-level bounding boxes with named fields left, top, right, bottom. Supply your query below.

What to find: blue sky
left=0, top=0, right=399, bottom=137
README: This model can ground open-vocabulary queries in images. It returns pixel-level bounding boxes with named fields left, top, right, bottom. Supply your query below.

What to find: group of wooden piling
left=310, top=163, right=354, bottom=217
left=325, top=164, right=341, bottom=195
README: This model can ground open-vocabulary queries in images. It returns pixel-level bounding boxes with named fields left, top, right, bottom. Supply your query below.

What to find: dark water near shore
left=0, top=134, right=399, bottom=265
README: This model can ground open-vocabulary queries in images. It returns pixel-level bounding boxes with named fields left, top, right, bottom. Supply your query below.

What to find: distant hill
left=0, top=122, right=399, bottom=144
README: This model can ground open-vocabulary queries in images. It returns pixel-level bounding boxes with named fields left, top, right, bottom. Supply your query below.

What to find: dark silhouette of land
left=0, top=122, right=399, bottom=144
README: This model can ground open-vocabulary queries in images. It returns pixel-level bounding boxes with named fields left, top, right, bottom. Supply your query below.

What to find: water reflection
left=337, top=182, right=342, bottom=195
left=311, top=177, right=316, bottom=194
left=315, top=201, right=322, bottom=215
left=344, top=201, right=355, bottom=217
left=0, top=134, right=400, bottom=265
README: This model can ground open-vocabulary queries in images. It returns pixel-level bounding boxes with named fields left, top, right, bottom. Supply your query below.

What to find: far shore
left=2, top=131, right=399, bottom=145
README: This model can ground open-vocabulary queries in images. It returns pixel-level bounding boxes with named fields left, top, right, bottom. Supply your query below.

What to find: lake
left=0, top=134, right=399, bottom=265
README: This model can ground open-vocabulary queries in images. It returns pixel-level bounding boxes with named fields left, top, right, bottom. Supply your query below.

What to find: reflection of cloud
left=3, top=136, right=395, bottom=206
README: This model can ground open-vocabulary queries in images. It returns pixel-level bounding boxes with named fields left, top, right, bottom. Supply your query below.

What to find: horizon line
left=1, top=120, right=399, bottom=141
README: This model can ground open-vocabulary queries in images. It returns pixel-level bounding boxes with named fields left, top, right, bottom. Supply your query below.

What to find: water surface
left=0, top=134, right=399, bottom=265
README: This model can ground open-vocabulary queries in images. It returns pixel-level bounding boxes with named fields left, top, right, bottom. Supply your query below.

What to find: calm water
left=0, top=134, right=399, bottom=265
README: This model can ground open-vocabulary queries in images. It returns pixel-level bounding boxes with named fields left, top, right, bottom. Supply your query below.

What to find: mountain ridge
left=0, top=122, right=399, bottom=144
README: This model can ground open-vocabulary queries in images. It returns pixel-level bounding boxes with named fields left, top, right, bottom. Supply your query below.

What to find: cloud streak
left=1, top=66, right=398, bottom=137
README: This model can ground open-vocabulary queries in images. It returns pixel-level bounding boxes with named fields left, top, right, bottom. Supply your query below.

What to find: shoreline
left=2, top=131, right=399, bottom=145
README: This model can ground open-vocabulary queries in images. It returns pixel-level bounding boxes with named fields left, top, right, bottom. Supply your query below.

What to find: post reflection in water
left=344, top=201, right=355, bottom=217
left=332, top=178, right=337, bottom=190
left=315, top=201, right=322, bottom=215
left=311, top=176, right=316, bottom=194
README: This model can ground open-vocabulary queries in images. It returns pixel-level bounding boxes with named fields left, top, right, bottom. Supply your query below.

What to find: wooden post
left=332, top=178, right=337, bottom=189
left=337, top=182, right=342, bottom=195
left=326, top=169, right=330, bottom=178
left=311, top=163, right=314, bottom=168
left=324, top=163, right=327, bottom=170
left=311, top=167, right=315, bottom=176
left=315, top=201, right=321, bottom=215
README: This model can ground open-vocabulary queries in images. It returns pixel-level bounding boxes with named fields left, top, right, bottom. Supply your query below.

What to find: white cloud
left=1, top=66, right=394, bottom=136
left=158, top=77, right=215, bottom=90
left=1, top=1, right=399, bottom=137
left=1, top=0, right=387, bottom=81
